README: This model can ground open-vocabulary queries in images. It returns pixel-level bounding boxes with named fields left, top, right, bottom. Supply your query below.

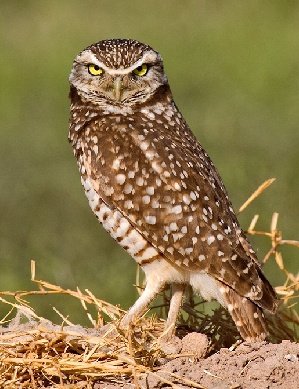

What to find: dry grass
left=0, top=179, right=298, bottom=388
left=0, top=277, right=198, bottom=388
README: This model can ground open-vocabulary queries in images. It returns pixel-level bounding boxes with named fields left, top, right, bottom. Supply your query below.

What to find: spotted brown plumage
left=68, top=38, right=278, bottom=341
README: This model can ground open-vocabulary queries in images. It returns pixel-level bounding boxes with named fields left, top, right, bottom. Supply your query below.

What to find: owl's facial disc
left=70, top=48, right=167, bottom=106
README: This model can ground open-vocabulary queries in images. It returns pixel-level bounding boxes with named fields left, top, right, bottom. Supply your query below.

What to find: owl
left=68, top=38, right=278, bottom=341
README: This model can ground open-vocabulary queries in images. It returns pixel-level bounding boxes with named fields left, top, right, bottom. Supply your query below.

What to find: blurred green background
left=1, top=1, right=298, bottom=323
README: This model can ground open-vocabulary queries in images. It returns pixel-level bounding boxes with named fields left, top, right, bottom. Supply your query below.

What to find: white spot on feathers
left=116, top=174, right=126, bottom=185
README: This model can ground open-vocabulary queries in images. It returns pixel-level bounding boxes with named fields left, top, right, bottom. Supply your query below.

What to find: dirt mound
left=140, top=339, right=299, bottom=389
left=1, top=314, right=298, bottom=388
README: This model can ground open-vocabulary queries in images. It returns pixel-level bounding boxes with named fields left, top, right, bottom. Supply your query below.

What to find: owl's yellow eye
left=88, top=64, right=103, bottom=76
left=133, top=64, right=148, bottom=76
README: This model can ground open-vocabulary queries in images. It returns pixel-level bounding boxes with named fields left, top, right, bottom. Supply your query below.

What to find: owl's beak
left=113, top=77, right=123, bottom=102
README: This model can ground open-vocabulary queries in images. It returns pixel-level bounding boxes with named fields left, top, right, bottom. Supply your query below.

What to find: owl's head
left=69, top=39, right=169, bottom=108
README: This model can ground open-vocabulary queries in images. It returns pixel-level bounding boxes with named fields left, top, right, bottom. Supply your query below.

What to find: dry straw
left=0, top=179, right=298, bottom=388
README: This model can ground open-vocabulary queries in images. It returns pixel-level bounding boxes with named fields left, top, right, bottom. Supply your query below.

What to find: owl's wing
left=88, top=118, right=276, bottom=312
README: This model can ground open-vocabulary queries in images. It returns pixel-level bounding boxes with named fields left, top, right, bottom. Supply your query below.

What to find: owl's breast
left=77, top=118, right=141, bottom=201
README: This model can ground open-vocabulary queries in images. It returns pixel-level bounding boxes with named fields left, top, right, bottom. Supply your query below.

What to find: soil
left=2, top=316, right=299, bottom=388
left=95, top=336, right=299, bottom=389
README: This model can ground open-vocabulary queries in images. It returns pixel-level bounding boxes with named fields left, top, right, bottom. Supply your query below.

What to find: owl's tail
left=217, top=281, right=269, bottom=341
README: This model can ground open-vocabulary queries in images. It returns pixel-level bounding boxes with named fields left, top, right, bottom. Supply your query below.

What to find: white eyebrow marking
left=77, top=51, right=158, bottom=75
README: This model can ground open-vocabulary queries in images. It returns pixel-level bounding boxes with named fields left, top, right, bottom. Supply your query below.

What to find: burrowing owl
left=68, top=39, right=278, bottom=341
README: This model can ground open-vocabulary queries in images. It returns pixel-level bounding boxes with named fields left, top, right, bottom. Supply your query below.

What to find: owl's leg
left=163, top=282, right=185, bottom=339
left=119, top=276, right=165, bottom=330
